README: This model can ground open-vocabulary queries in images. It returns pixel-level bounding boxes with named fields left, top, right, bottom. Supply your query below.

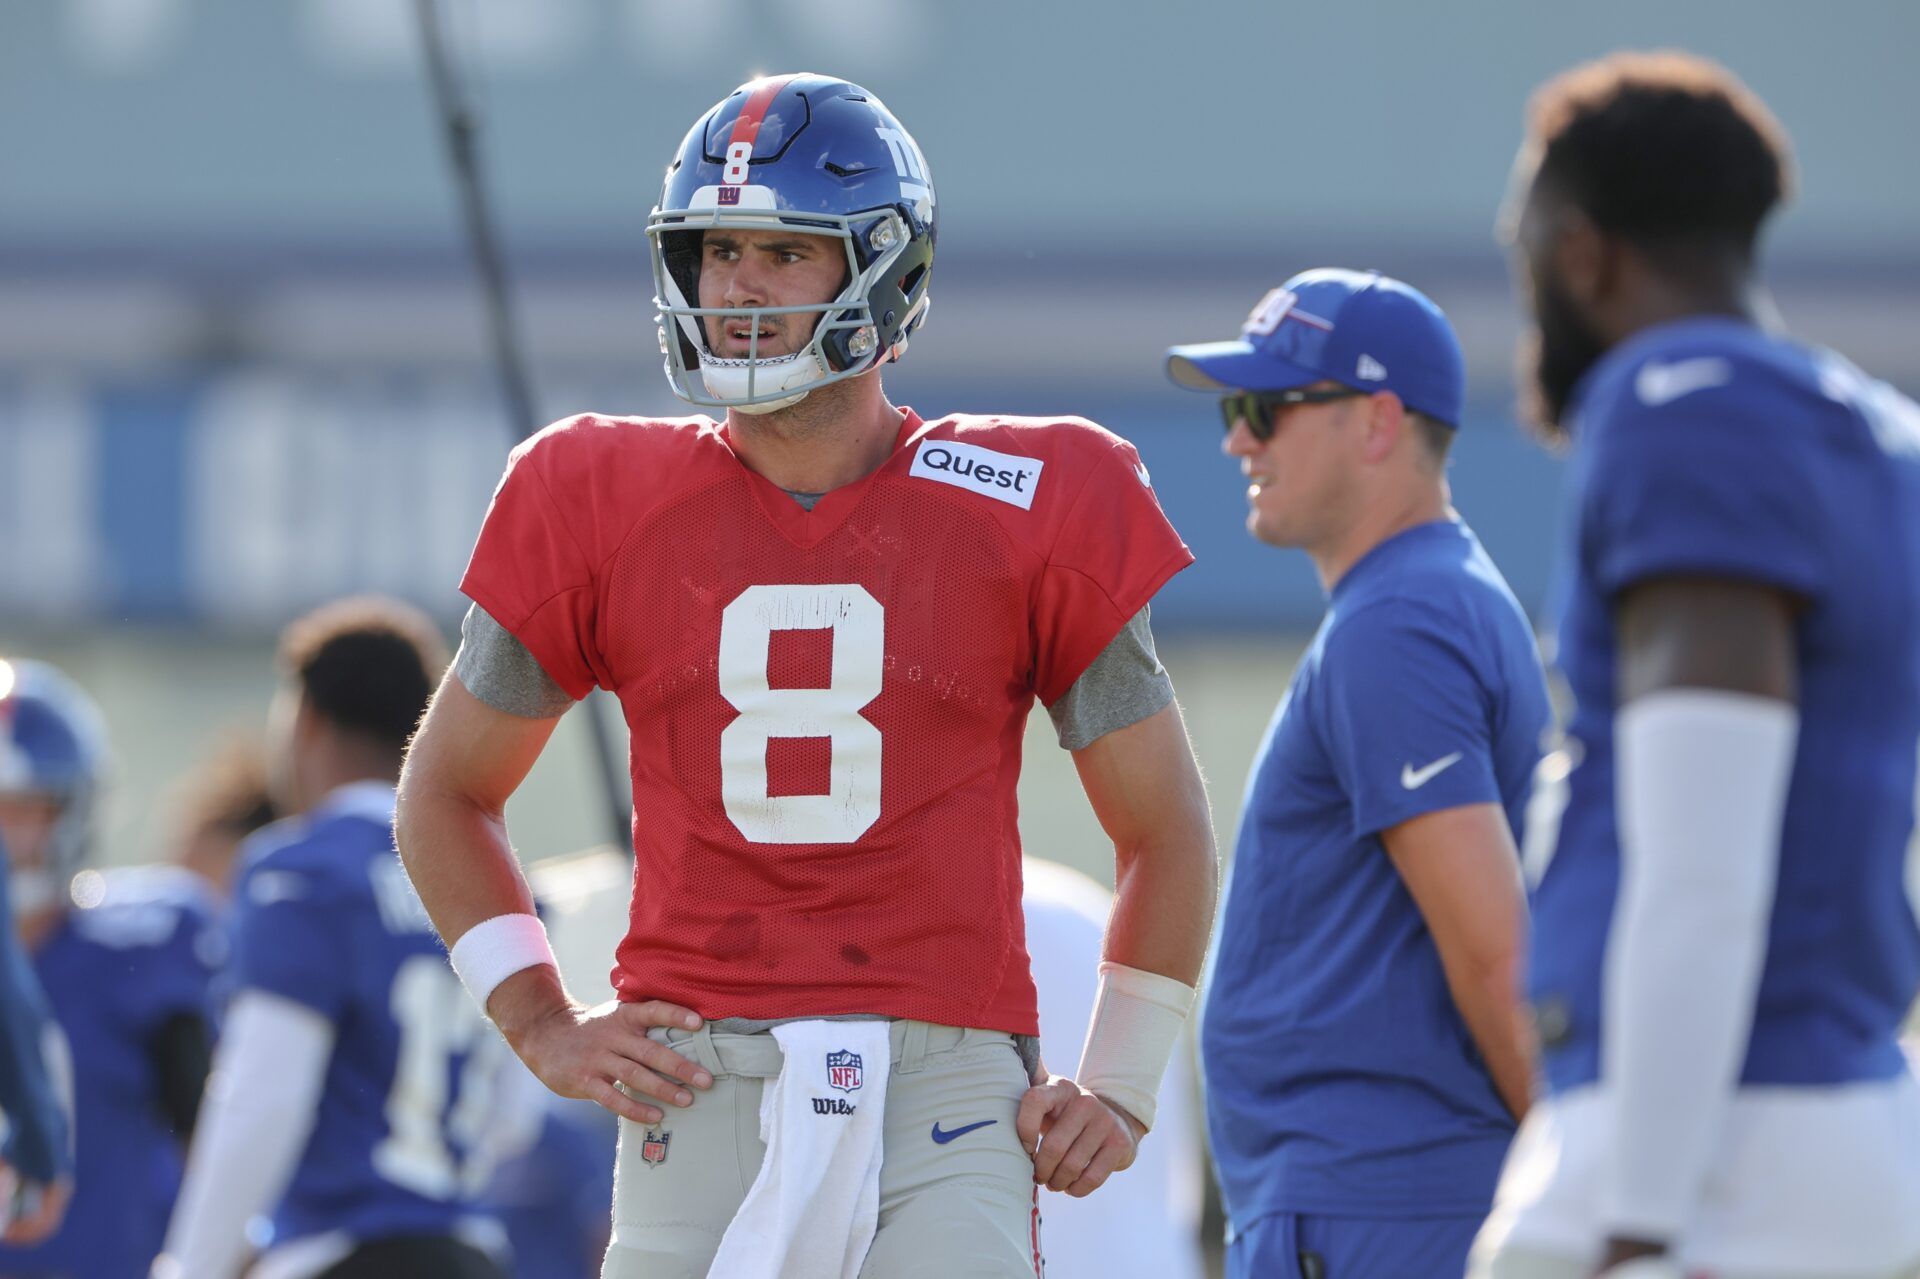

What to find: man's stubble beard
left=736, top=365, right=876, bottom=440
left=1520, top=273, right=1611, bottom=448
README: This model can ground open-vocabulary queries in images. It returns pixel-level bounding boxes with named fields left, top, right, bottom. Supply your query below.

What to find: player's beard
left=741, top=363, right=871, bottom=439
left=1520, top=272, right=1609, bottom=448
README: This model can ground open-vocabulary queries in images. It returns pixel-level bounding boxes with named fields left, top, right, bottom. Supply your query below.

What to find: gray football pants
left=602, top=1020, right=1042, bottom=1278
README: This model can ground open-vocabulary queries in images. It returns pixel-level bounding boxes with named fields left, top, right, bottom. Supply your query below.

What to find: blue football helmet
left=0, top=659, right=108, bottom=916
left=648, top=73, right=936, bottom=412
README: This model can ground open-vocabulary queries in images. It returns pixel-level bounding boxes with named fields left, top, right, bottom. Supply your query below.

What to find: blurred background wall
left=2, top=0, right=1916, bottom=874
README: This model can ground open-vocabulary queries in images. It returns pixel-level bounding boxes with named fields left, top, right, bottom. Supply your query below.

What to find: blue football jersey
left=1531, top=317, right=1920, bottom=1095
left=0, top=866, right=222, bottom=1278
left=1200, top=520, right=1551, bottom=1225
left=232, top=782, right=517, bottom=1254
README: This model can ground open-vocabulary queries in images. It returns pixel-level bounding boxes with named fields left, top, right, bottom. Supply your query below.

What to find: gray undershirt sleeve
left=1047, top=606, right=1175, bottom=751
left=453, top=603, right=577, bottom=719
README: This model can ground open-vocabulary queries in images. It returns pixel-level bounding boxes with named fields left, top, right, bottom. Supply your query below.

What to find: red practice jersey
left=461, top=409, right=1191, bottom=1034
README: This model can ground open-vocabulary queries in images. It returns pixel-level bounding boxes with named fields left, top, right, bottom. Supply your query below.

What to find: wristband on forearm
left=1073, top=960, right=1196, bottom=1132
left=448, top=913, right=558, bottom=1012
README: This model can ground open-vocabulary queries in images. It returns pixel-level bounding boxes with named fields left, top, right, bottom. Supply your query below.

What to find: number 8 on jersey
left=718, top=584, right=884, bottom=844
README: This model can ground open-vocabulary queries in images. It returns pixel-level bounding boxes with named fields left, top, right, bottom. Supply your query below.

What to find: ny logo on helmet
left=875, top=126, right=932, bottom=210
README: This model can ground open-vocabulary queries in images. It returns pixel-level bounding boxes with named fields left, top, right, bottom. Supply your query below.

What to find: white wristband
left=448, top=913, right=558, bottom=1012
left=1073, top=960, right=1196, bottom=1132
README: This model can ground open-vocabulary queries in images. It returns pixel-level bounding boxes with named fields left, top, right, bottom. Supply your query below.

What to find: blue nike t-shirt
left=1200, top=519, right=1550, bottom=1228
left=1532, top=318, right=1920, bottom=1095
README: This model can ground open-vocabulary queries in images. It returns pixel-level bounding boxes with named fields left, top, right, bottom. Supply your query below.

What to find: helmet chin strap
left=727, top=392, right=808, bottom=416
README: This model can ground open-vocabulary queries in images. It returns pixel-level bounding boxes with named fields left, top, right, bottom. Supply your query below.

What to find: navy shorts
left=1226, top=1211, right=1484, bottom=1279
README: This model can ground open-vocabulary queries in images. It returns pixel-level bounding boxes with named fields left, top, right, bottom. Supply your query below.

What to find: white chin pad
left=725, top=389, right=809, bottom=415
left=701, top=349, right=825, bottom=413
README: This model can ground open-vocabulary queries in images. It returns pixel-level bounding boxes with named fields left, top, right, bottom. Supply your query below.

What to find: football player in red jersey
left=396, top=73, right=1216, bottom=1277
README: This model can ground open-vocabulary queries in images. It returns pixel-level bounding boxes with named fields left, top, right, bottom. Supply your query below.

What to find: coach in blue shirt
left=1168, top=269, right=1551, bottom=1279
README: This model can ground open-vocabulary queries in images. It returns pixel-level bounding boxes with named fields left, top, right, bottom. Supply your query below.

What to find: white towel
left=709, top=1020, right=891, bottom=1279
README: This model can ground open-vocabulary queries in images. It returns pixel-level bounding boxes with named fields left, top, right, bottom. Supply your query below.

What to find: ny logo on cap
left=1244, top=288, right=1298, bottom=336
left=1244, top=287, right=1335, bottom=338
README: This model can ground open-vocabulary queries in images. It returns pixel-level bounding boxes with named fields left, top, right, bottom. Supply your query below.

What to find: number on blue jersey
left=372, top=956, right=511, bottom=1200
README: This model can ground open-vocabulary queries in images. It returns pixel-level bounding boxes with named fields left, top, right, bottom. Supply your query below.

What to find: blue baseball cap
left=1165, top=268, right=1466, bottom=428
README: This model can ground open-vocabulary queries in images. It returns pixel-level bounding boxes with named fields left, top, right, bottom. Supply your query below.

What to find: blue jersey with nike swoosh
left=1531, top=318, right=1920, bottom=1096
left=232, top=783, right=523, bottom=1257
left=1200, top=519, right=1550, bottom=1226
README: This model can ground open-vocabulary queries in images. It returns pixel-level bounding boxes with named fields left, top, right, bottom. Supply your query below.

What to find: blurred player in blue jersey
left=157, top=598, right=529, bottom=1279
left=1472, top=52, right=1920, bottom=1279
left=0, top=827, right=72, bottom=1249
left=1167, top=270, right=1550, bottom=1278
left=0, top=657, right=224, bottom=1278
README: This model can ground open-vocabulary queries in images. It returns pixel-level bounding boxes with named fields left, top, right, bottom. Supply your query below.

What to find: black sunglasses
left=1219, top=387, right=1369, bottom=441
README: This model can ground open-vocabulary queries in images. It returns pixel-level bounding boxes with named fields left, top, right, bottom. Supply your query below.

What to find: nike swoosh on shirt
left=1400, top=752, right=1464, bottom=790
left=246, top=870, right=309, bottom=906
left=931, top=1120, right=998, bottom=1145
left=1635, top=357, right=1732, bottom=406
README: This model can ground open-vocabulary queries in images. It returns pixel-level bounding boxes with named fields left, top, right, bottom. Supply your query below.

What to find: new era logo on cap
left=1357, top=354, right=1388, bottom=381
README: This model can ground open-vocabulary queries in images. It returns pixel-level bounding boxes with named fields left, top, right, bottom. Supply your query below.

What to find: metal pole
left=414, top=0, right=631, bottom=852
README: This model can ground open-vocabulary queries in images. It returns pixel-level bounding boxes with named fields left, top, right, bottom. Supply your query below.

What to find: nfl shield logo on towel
left=641, top=1128, right=670, bottom=1167
left=826, top=1050, right=864, bottom=1094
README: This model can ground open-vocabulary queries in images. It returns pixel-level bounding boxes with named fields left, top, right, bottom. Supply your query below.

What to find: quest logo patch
left=908, top=440, right=1044, bottom=510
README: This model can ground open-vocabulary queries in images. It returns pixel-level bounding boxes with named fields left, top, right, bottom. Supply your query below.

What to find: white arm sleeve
left=1601, top=688, right=1798, bottom=1241
left=152, top=992, right=336, bottom=1279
